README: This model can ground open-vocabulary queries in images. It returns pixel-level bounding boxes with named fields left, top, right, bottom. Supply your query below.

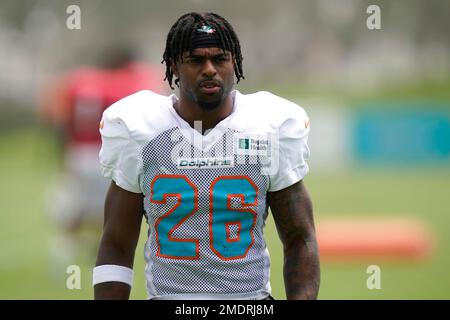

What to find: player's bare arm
left=94, top=181, right=144, bottom=299
left=267, top=180, right=320, bottom=300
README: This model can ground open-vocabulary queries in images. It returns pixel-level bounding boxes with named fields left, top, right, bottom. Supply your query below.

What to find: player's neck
left=174, top=94, right=234, bottom=134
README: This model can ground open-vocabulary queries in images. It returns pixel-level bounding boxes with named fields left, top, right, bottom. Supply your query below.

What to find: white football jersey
left=99, top=90, right=310, bottom=299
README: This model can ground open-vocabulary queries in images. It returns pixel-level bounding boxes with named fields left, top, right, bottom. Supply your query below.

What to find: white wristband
left=92, top=265, right=134, bottom=287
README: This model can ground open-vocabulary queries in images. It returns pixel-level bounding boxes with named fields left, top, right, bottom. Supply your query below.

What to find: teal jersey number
left=151, top=175, right=199, bottom=259
left=150, top=175, right=258, bottom=260
left=210, top=176, right=258, bottom=260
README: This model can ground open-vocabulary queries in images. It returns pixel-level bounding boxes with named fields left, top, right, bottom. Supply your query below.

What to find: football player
left=93, top=12, right=320, bottom=300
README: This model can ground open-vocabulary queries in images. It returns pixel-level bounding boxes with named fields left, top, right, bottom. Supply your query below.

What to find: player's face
left=175, top=47, right=235, bottom=111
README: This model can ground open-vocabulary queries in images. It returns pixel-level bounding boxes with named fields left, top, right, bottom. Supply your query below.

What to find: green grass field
left=1, top=127, right=449, bottom=299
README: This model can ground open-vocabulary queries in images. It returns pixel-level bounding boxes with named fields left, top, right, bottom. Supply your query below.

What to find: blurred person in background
left=39, top=45, right=166, bottom=268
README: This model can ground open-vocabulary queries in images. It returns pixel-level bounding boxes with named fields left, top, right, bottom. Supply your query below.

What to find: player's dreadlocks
left=162, top=12, right=244, bottom=89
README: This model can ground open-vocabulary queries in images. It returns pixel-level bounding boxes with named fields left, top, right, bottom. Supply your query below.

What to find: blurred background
left=0, top=0, right=449, bottom=299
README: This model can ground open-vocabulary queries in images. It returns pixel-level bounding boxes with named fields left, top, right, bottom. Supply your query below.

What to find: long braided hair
left=162, top=12, right=244, bottom=89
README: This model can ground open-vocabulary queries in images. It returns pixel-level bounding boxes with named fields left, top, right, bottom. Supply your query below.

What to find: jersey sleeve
left=99, top=108, right=142, bottom=193
left=268, top=107, right=310, bottom=192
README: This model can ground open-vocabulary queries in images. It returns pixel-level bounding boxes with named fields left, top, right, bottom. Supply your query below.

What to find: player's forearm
left=94, top=238, right=136, bottom=299
left=94, top=182, right=144, bottom=300
left=283, top=234, right=320, bottom=300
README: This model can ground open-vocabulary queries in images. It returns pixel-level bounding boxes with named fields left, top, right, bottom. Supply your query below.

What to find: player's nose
left=201, top=59, right=217, bottom=78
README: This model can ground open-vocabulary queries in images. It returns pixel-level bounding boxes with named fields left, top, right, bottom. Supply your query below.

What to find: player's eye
left=187, top=57, right=202, bottom=64
left=215, top=56, right=229, bottom=63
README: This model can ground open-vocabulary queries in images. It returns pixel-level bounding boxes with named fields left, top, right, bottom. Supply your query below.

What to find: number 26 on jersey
left=150, top=174, right=258, bottom=260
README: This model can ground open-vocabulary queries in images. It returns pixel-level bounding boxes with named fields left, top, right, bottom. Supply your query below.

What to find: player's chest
left=139, top=130, right=272, bottom=204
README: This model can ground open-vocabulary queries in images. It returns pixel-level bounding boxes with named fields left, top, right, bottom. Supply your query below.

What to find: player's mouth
left=198, top=80, right=221, bottom=95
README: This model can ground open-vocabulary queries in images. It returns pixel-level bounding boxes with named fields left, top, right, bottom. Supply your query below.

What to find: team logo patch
left=177, top=157, right=234, bottom=169
left=196, top=25, right=216, bottom=34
